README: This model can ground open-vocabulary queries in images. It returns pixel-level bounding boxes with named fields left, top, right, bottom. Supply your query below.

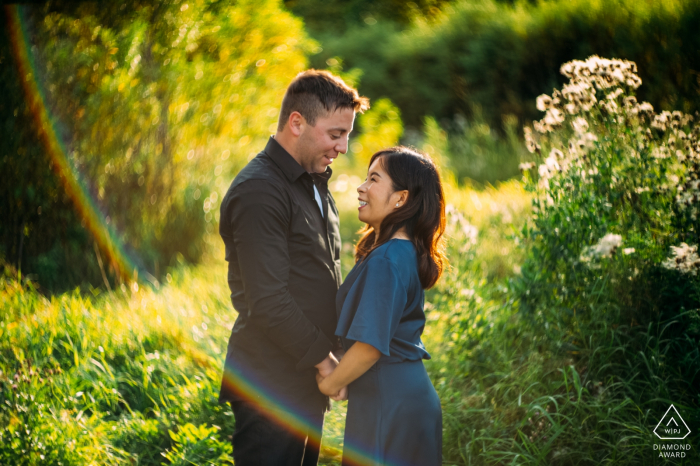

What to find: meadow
left=1, top=176, right=532, bottom=465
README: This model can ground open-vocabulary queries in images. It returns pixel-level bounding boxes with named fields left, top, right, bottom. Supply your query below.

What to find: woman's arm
left=316, top=341, right=381, bottom=397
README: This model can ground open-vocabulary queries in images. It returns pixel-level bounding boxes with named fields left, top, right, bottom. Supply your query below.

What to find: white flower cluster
left=560, top=56, right=641, bottom=90
left=662, top=243, right=700, bottom=276
left=534, top=56, right=642, bottom=133
left=651, top=110, right=693, bottom=132
left=673, top=123, right=700, bottom=220
left=526, top=55, right=700, bottom=222
left=582, top=233, right=623, bottom=259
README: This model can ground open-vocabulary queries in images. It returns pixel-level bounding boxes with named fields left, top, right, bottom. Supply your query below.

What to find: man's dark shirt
left=218, top=137, right=342, bottom=411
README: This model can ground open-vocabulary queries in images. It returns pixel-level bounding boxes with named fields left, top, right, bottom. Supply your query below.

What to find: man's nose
left=336, top=137, right=349, bottom=154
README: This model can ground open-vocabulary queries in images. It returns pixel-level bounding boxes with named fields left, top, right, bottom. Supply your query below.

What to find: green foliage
left=312, top=0, right=700, bottom=133
left=417, top=110, right=527, bottom=185
left=350, top=97, right=403, bottom=166
left=513, top=56, right=700, bottom=463
left=284, top=0, right=449, bottom=35
left=2, top=0, right=314, bottom=290
left=163, top=423, right=233, bottom=465
left=0, top=259, right=236, bottom=465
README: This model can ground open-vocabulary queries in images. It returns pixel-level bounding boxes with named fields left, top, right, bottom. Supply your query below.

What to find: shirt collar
left=265, top=136, right=333, bottom=186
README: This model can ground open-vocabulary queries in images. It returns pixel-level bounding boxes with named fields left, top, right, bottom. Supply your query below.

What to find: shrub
left=516, top=55, right=700, bottom=462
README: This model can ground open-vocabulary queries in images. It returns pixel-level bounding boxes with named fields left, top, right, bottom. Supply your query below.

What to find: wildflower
left=607, top=88, right=624, bottom=100
left=662, top=243, right=700, bottom=275
left=536, top=94, right=552, bottom=112
left=623, top=248, right=635, bottom=255
left=519, top=162, right=535, bottom=171
left=538, top=155, right=560, bottom=178
left=524, top=127, right=540, bottom=152
left=543, top=107, right=565, bottom=129
left=533, top=120, right=549, bottom=134
left=625, top=75, right=642, bottom=88
left=569, top=133, right=598, bottom=157
left=550, top=148, right=564, bottom=159
left=602, top=99, right=619, bottom=114
left=638, top=102, right=654, bottom=115
left=622, top=96, right=640, bottom=115
left=652, top=111, right=671, bottom=131
left=676, top=175, right=700, bottom=219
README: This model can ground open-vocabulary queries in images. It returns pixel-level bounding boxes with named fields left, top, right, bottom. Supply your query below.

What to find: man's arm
left=228, top=179, right=334, bottom=370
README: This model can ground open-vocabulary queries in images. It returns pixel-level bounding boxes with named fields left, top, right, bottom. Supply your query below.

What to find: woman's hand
left=316, top=373, right=348, bottom=400
left=315, top=341, right=380, bottom=400
left=332, top=386, right=348, bottom=401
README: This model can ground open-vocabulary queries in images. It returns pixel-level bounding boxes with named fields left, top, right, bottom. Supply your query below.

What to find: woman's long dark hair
left=355, top=146, right=447, bottom=289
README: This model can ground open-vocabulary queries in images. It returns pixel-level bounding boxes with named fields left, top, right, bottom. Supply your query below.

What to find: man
left=219, top=70, right=370, bottom=465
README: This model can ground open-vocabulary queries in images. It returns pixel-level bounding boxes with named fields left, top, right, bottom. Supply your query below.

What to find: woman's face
left=357, top=157, right=407, bottom=231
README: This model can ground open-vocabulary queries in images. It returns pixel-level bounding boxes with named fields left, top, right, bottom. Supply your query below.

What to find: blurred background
left=1, top=1, right=700, bottom=465
left=4, top=0, right=700, bottom=291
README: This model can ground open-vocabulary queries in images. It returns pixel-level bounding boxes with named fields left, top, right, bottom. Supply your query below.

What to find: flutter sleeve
left=335, top=255, right=408, bottom=356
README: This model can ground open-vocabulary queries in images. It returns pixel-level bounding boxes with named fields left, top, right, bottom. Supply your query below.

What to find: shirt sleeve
left=226, top=179, right=333, bottom=370
left=335, top=255, right=408, bottom=356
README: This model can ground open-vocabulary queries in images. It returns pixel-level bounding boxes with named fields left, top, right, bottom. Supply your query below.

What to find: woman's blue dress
left=336, top=239, right=442, bottom=466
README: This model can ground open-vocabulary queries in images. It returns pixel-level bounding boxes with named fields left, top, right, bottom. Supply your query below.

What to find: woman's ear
left=395, top=190, right=409, bottom=207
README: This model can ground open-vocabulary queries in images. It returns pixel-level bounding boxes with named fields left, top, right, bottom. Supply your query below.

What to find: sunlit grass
left=0, top=178, right=531, bottom=464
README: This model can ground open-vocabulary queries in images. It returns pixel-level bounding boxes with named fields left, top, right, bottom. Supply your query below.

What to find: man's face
left=296, top=107, right=355, bottom=173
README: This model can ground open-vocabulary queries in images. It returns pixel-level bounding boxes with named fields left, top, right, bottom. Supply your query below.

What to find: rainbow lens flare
left=5, top=4, right=135, bottom=283
left=5, top=5, right=414, bottom=465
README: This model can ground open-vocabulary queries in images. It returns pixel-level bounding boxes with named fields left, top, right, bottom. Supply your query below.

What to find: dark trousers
left=231, top=400, right=325, bottom=466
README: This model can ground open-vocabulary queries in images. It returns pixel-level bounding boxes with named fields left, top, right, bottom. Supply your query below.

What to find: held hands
left=316, top=372, right=348, bottom=401
left=314, top=352, right=348, bottom=401
left=314, top=343, right=380, bottom=401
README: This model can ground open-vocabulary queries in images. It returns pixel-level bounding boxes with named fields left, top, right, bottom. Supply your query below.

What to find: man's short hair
left=278, top=70, right=370, bottom=131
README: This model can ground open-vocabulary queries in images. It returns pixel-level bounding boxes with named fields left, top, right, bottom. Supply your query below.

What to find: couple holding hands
left=218, top=70, right=444, bottom=466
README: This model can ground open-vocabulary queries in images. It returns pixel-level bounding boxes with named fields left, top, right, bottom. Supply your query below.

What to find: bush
left=515, top=55, right=700, bottom=463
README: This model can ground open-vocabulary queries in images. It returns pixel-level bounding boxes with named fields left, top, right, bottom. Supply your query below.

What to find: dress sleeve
left=335, top=255, right=408, bottom=356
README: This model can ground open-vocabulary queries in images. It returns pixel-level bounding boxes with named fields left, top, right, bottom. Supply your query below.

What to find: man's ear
left=288, top=111, right=305, bottom=137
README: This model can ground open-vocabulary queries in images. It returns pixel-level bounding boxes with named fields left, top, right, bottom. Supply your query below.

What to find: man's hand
left=314, top=352, right=339, bottom=379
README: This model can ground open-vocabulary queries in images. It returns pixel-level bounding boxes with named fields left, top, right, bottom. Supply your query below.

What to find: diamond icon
left=654, top=405, right=691, bottom=440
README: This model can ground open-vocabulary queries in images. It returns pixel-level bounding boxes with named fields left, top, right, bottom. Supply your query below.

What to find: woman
left=316, top=146, right=446, bottom=466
